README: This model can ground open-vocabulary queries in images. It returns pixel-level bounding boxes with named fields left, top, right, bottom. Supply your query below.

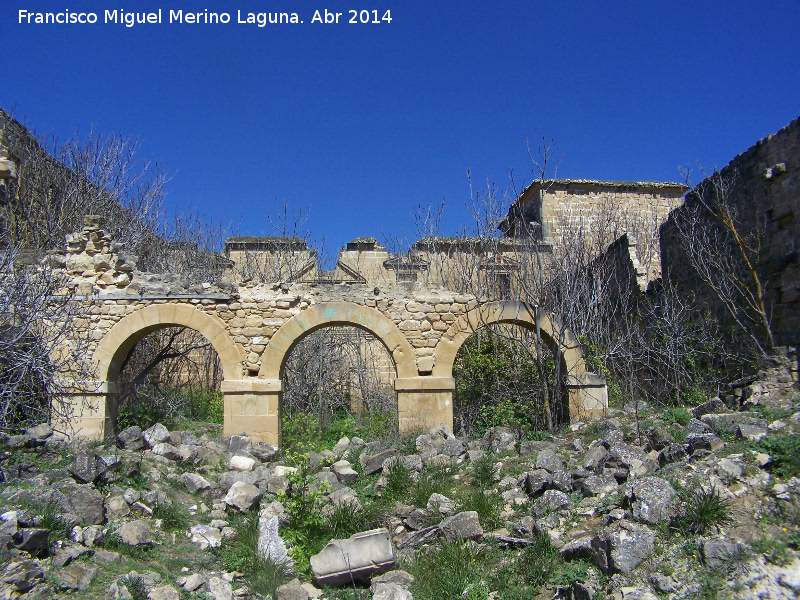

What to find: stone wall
left=660, top=116, right=800, bottom=349
left=502, top=180, right=686, bottom=284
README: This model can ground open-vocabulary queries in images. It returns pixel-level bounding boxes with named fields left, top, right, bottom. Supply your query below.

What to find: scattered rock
left=438, top=511, right=483, bottom=540
left=591, top=521, right=655, bottom=574
left=624, top=477, right=676, bottom=524
left=183, top=473, right=213, bottom=494
left=223, top=481, right=262, bottom=512
left=119, top=521, right=152, bottom=546
left=258, top=515, right=292, bottom=569
left=143, top=423, right=171, bottom=448
left=68, top=450, right=108, bottom=484
left=1, top=560, right=44, bottom=592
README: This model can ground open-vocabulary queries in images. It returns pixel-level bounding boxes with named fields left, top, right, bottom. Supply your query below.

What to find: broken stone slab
left=331, top=460, right=359, bottom=484
left=310, top=528, right=396, bottom=586
left=532, top=489, right=572, bottom=518
left=438, top=511, right=483, bottom=541
left=151, top=443, right=183, bottom=462
left=737, top=423, right=768, bottom=441
left=591, top=521, right=655, bottom=574
left=229, top=456, right=256, bottom=472
left=361, top=449, right=400, bottom=476
left=535, top=448, right=564, bottom=473
left=257, top=515, right=293, bottom=570
left=426, top=493, right=456, bottom=515
left=183, top=473, right=213, bottom=494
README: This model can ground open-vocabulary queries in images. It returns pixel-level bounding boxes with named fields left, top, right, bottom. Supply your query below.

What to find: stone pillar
left=395, top=377, right=455, bottom=434
left=221, top=379, right=282, bottom=445
left=55, top=380, right=116, bottom=440
left=566, top=373, right=608, bottom=421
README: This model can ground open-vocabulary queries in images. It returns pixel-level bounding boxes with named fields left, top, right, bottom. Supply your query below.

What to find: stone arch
left=259, top=302, right=417, bottom=380
left=433, top=301, right=606, bottom=422
left=66, top=303, right=245, bottom=440
left=94, top=303, right=244, bottom=383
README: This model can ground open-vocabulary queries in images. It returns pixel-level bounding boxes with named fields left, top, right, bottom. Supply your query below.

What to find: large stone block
left=310, top=528, right=396, bottom=586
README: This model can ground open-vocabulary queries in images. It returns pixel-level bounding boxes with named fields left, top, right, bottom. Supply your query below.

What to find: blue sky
left=2, top=1, right=799, bottom=254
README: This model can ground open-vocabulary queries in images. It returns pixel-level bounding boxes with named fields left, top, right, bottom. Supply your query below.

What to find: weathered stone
left=147, top=585, right=182, bottom=600
left=206, top=576, right=233, bottom=600
left=258, top=515, right=292, bottom=569
left=68, top=450, right=107, bottom=483
left=310, top=528, right=396, bottom=586
left=658, top=443, right=687, bottom=466
left=24, top=423, right=53, bottom=441
left=151, top=443, right=182, bottom=461
left=12, top=529, right=49, bottom=553
left=701, top=538, right=749, bottom=569
left=250, top=442, right=280, bottom=462
left=442, top=437, right=466, bottom=457
left=275, top=578, right=309, bottom=600
left=106, top=495, right=131, bottom=520
left=1, top=560, right=44, bottom=592
left=143, top=423, right=171, bottom=448
left=580, top=475, right=619, bottom=496
left=438, top=511, right=483, bottom=540
left=524, top=469, right=551, bottom=496
left=591, top=521, right=655, bottom=574
left=532, top=490, right=572, bottom=517
left=183, top=473, right=213, bottom=494
left=117, top=425, right=144, bottom=452
left=361, top=449, right=400, bottom=476
left=55, top=563, right=97, bottom=590
left=623, top=477, right=676, bottom=524
left=119, top=521, right=152, bottom=546
left=372, top=582, right=413, bottom=600
left=229, top=455, right=256, bottom=471
left=67, top=485, right=105, bottom=525
left=370, top=570, right=415, bottom=594
left=189, top=525, right=222, bottom=549
left=560, top=536, right=594, bottom=560
left=483, top=426, right=518, bottom=453
left=331, top=460, right=359, bottom=484
left=536, top=448, right=564, bottom=473
left=737, top=423, right=768, bottom=441
left=224, top=481, right=262, bottom=512
left=426, top=493, right=456, bottom=515
left=685, top=418, right=712, bottom=436
left=686, top=433, right=725, bottom=453
left=692, top=397, right=726, bottom=419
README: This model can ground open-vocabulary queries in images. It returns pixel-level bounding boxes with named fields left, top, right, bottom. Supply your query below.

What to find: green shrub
left=381, top=457, right=414, bottom=503
left=119, top=574, right=148, bottom=600
left=471, top=453, right=496, bottom=491
left=411, top=462, right=455, bottom=508
left=152, top=500, right=189, bottom=532
left=672, top=486, right=732, bottom=535
left=756, top=434, right=800, bottom=480
left=410, top=540, right=492, bottom=600
left=663, top=406, right=692, bottom=426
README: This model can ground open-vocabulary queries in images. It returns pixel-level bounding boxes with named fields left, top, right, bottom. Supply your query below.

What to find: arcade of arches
left=56, top=222, right=608, bottom=445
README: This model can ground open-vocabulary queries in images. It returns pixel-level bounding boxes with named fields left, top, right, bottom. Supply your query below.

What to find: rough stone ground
left=0, top=381, right=798, bottom=599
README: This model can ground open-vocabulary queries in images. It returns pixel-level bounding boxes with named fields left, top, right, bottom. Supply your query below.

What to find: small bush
left=119, top=574, right=148, bottom=600
left=672, top=486, right=732, bottom=535
left=381, top=457, right=413, bottom=503
left=153, top=500, right=189, bottom=532
left=411, top=462, right=455, bottom=508
left=663, top=407, right=692, bottom=426
left=471, top=453, right=496, bottom=491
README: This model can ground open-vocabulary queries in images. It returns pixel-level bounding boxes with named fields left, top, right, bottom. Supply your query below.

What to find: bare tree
left=672, top=166, right=774, bottom=356
left=0, top=245, right=94, bottom=432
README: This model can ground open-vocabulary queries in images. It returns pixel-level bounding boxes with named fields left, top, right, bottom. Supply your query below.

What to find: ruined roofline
left=519, top=178, right=688, bottom=195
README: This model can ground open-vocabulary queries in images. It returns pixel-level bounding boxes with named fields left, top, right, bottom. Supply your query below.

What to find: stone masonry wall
left=660, top=116, right=800, bottom=349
